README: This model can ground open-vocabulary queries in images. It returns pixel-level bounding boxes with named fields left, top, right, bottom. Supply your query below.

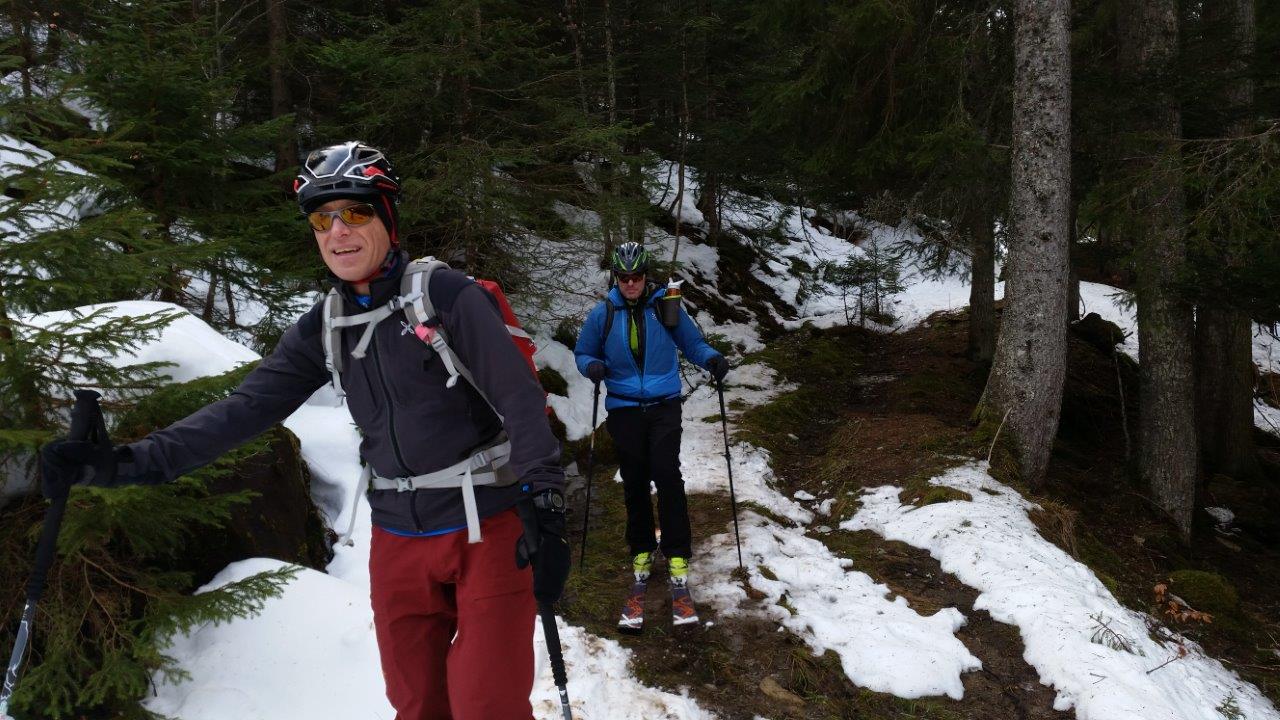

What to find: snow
left=144, top=559, right=395, bottom=720
left=648, top=160, right=707, bottom=227
left=693, top=310, right=765, bottom=354
left=21, top=301, right=258, bottom=385
left=699, top=511, right=982, bottom=700
left=1256, top=400, right=1280, bottom=439
left=846, top=462, right=1280, bottom=720
left=667, top=356, right=980, bottom=701
left=1078, top=282, right=1140, bottom=359
left=1254, top=326, right=1280, bottom=375
left=532, top=619, right=719, bottom=720
left=1, top=133, right=93, bottom=237
left=710, top=188, right=1006, bottom=333
left=677, top=362, right=811, bottom=524
left=535, top=336, right=605, bottom=442
left=1205, top=506, right=1235, bottom=526
left=148, top=560, right=718, bottom=720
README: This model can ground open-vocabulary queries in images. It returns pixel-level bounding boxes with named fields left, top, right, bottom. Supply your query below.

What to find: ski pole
left=578, top=381, right=600, bottom=569
left=2, top=390, right=104, bottom=720
left=538, top=601, right=574, bottom=720
left=716, top=379, right=744, bottom=572
left=517, top=499, right=574, bottom=720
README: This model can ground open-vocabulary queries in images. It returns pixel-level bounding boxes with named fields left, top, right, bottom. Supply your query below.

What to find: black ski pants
left=605, top=400, right=692, bottom=560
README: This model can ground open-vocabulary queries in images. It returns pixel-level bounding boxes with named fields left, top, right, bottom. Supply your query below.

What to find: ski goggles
left=307, top=202, right=378, bottom=232
left=616, top=272, right=646, bottom=284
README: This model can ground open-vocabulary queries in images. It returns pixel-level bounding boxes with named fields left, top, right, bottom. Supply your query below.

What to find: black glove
left=515, top=492, right=572, bottom=604
left=707, top=354, right=729, bottom=382
left=586, top=361, right=606, bottom=384
left=40, top=438, right=119, bottom=499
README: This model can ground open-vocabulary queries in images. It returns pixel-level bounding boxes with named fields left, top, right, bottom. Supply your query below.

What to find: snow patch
left=700, top=512, right=981, bottom=700
left=846, top=462, right=1280, bottom=720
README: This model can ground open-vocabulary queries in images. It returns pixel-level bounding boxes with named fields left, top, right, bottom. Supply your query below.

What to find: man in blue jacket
left=574, top=241, right=728, bottom=628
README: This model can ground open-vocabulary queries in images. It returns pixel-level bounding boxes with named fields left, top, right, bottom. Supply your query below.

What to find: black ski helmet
left=610, top=241, right=651, bottom=274
left=295, top=141, right=402, bottom=244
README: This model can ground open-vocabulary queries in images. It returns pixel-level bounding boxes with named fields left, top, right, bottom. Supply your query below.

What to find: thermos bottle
left=659, top=278, right=683, bottom=328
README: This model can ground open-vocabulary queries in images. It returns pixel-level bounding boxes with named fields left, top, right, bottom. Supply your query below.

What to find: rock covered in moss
left=1168, top=570, right=1239, bottom=614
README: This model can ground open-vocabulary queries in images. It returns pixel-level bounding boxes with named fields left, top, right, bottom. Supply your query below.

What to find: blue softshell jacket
left=575, top=285, right=722, bottom=410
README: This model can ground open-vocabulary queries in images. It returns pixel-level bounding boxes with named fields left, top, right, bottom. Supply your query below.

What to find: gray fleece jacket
left=118, top=253, right=564, bottom=534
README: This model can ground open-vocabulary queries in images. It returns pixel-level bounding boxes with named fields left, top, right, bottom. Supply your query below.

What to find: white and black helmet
left=294, top=141, right=401, bottom=212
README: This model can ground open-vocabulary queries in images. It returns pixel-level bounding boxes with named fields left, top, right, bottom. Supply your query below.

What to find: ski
left=671, top=579, right=700, bottom=628
left=617, top=579, right=648, bottom=634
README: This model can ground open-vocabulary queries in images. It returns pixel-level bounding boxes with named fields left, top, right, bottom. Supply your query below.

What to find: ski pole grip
left=27, top=390, right=101, bottom=602
left=68, top=389, right=101, bottom=443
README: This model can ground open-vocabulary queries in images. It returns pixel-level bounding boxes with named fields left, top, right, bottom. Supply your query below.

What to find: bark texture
left=1119, top=0, right=1199, bottom=540
left=266, top=0, right=297, bottom=174
left=968, top=205, right=996, bottom=363
left=980, top=0, right=1072, bottom=489
left=1196, top=307, right=1257, bottom=480
left=1195, top=0, right=1258, bottom=482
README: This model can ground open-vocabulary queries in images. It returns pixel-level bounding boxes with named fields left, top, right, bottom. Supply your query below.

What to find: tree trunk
left=1067, top=202, right=1081, bottom=322
left=10, top=9, right=33, bottom=101
left=671, top=9, right=689, bottom=268
left=266, top=0, right=297, bottom=175
left=1196, top=307, right=1257, bottom=480
left=978, top=0, right=1071, bottom=490
left=604, top=0, right=618, bottom=127
left=696, top=171, right=720, bottom=240
left=1195, top=0, right=1257, bottom=482
left=1119, top=0, right=1198, bottom=541
left=967, top=205, right=996, bottom=362
left=563, top=0, right=588, bottom=115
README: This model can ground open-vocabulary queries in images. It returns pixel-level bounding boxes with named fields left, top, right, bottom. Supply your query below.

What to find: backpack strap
left=601, top=296, right=630, bottom=345
left=322, top=289, right=346, bottom=398
left=321, top=286, right=425, bottom=401
left=399, top=257, right=504, bottom=422
left=601, top=286, right=681, bottom=345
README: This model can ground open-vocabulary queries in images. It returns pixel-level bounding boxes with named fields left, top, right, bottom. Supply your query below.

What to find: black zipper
left=368, top=329, right=424, bottom=532
left=369, top=333, right=411, bottom=476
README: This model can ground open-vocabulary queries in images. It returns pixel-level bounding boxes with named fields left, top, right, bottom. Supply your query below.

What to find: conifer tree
left=297, top=0, right=627, bottom=288
left=72, top=0, right=308, bottom=347
left=1119, top=0, right=1198, bottom=540
left=0, top=54, right=180, bottom=453
left=978, top=0, right=1071, bottom=490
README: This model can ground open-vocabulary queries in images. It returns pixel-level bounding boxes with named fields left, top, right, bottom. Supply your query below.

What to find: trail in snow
left=670, top=361, right=982, bottom=699
left=699, top=511, right=982, bottom=700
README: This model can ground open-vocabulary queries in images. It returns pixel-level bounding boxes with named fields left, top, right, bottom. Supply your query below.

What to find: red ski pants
left=369, top=508, right=536, bottom=720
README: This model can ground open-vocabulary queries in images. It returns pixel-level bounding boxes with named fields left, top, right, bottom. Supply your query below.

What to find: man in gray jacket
left=40, top=142, right=570, bottom=720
